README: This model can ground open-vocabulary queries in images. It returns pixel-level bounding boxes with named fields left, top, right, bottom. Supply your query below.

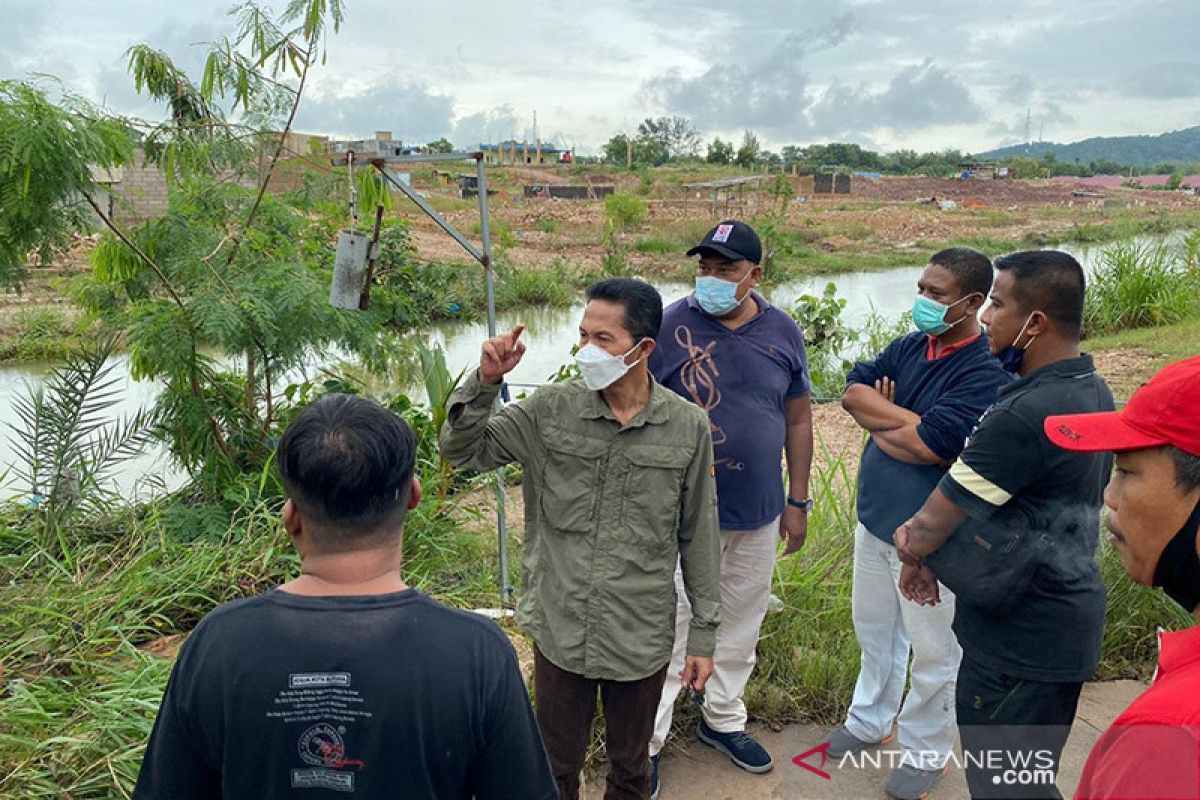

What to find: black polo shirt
left=936, top=354, right=1115, bottom=683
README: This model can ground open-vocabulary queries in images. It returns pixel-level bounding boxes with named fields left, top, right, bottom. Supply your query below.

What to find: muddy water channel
left=0, top=237, right=1173, bottom=499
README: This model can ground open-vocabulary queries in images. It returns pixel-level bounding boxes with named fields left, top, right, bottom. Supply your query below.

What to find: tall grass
left=750, top=442, right=860, bottom=723
left=1096, top=542, right=1193, bottom=679
left=633, top=236, right=677, bottom=254
left=0, top=482, right=496, bottom=796
left=494, top=260, right=575, bottom=308
left=1084, top=238, right=1200, bottom=336
left=0, top=307, right=83, bottom=363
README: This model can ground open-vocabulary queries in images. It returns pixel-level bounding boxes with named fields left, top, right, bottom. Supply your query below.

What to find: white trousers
left=649, top=517, right=779, bottom=756
left=845, top=523, right=962, bottom=770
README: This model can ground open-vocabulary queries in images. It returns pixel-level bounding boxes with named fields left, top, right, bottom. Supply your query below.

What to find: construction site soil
left=400, top=170, right=1200, bottom=272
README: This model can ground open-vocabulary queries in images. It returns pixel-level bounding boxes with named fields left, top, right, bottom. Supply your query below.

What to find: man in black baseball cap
left=647, top=219, right=813, bottom=794
left=686, top=220, right=763, bottom=267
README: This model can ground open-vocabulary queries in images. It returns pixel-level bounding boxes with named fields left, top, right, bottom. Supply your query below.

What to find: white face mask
left=575, top=340, right=646, bottom=391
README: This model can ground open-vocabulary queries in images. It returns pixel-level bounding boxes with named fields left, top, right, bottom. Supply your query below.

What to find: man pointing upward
left=440, top=278, right=723, bottom=800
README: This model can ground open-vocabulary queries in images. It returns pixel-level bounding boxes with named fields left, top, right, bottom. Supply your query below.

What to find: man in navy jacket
left=818, top=248, right=1011, bottom=800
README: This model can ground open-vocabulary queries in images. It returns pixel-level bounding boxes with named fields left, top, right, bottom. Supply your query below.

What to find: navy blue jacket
left=846, top=331, right=1012, bottom=544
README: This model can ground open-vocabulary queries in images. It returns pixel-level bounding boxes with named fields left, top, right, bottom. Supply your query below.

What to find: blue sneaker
left=649, top=753, right=661, bottom=800
left=696, top=719, right=774, bottom=774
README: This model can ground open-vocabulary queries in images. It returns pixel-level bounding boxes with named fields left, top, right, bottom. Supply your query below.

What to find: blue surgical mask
left=996, top=313, right=1038, bottom=373
left=912, top=294, right=973, bottom=336
left=695, top=271, right=752, bottom=316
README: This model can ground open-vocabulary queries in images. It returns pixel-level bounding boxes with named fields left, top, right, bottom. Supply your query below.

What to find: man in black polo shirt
left=894, top=251, right=1115, bottom=799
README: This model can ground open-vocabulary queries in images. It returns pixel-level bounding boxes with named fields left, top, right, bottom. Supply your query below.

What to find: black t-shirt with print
left=937, top=355, right=1115, bottom=683
left=134, top=588, right=557, bottom=800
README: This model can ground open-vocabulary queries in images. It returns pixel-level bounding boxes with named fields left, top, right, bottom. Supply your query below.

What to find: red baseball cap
left=1044, top=356, right=1200, bottom=457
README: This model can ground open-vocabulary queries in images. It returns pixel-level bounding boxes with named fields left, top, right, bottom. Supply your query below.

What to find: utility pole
left=534, top=110, right=541, bottom=165
left=1025, top=108, right=1032, bottom=147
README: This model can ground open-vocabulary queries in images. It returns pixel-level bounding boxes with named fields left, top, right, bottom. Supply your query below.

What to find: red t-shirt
left=1075, top=626, right=1200, bottom=799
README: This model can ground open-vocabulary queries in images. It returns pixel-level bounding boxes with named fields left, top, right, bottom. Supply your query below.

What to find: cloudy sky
left=3, top=0, right=1199, bottom=155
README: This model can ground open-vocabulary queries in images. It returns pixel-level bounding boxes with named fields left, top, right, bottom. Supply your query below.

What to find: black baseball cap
left=686, top=220, right=762, bottom=264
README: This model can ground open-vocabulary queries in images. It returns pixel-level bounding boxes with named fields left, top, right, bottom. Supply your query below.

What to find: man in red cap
left=1043, top=356, right=1200, bottom=800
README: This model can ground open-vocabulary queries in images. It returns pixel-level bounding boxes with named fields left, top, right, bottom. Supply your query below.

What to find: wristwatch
left=787, top=497, right=814, bottom=513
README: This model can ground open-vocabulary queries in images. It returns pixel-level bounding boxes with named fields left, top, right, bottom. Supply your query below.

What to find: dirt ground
left=9, top=170, right=1198, bottom=329
left=583, top=680, right=1147, bottom=800
left=394, top=170, right=1200, bottom=271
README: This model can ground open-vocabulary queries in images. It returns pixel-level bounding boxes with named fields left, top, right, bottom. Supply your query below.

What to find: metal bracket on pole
left=372, top=164, right=487, bottom=265
left=332, top=149, right=512, bottom=606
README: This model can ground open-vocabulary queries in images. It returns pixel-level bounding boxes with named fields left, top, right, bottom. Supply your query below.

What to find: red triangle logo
left=792, top=740, right=833, bottom=780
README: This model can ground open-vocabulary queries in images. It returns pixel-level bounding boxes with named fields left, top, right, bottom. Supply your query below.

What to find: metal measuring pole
left=475, top=156, right=514, bottom=606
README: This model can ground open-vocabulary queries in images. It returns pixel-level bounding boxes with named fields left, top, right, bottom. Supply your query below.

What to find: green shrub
left=637, top=170, right=655, bottom=196
left=0, top=307, right=80, bottom=362
left=788, top=285, right=912, bottom=399
left=1084, top=239, right=1200, bottom=335
left=604, top=192, right=647, bottom=232
left=634, top=236, right=676, bottom=254
left=495, top=262, right=574, bottom=308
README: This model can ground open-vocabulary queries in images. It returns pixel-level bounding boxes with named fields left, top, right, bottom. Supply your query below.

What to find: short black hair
left=585, top=278, right=663, bottom=342
left=277, top=395, right=417, bottom=545
left=930, top=247, right=994, bottom=298
left=994, top=250, right=1086, bottom=339
left=1171, top=446, right=1200, bottom=493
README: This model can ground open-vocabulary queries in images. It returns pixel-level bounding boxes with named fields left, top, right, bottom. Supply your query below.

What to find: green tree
left=1089, top=159, right=1125, bottom=175
left=636, top=116, right=700, bottom=161
left=425, top=137, right=453, bottom=153
left=706, top=137, right=733, bottom=164
left=1005, top=156, right=1046, bottom=179
left=735, top=130, right=761, bottom=168
left=49, top=0, right=371, bottom=492
left=0, top=81, right=133, bottom=288
left=601, top=133, right=632, bottom=166
left=780, top=145, right=806, bottom=167
left=632, top=135, right=669, bottom=167
left=599, top=131, right=668, bottom=168
left=759, top=150, right=782, bottom=168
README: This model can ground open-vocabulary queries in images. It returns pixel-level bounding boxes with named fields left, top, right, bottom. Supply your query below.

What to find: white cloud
left=0, top=0, right=1196, bottom=154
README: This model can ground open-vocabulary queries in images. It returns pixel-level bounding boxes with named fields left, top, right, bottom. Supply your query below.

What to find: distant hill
left=977, top=127, right=1200, bottom=168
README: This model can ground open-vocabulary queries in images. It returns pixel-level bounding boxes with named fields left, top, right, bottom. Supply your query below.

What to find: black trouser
left=956, top=653, right=1083, bottom=800
left=533, top=646, right=669, bottom=800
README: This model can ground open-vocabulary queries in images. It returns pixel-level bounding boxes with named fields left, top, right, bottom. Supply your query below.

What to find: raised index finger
left=509, top=324, right=526, bottom=344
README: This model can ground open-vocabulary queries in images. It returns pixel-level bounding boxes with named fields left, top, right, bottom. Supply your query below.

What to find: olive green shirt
left=439, top=370, right=722, bottom=681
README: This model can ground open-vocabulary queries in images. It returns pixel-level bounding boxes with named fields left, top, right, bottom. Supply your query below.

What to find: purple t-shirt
left=649, top=292, right=810, bottom=530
